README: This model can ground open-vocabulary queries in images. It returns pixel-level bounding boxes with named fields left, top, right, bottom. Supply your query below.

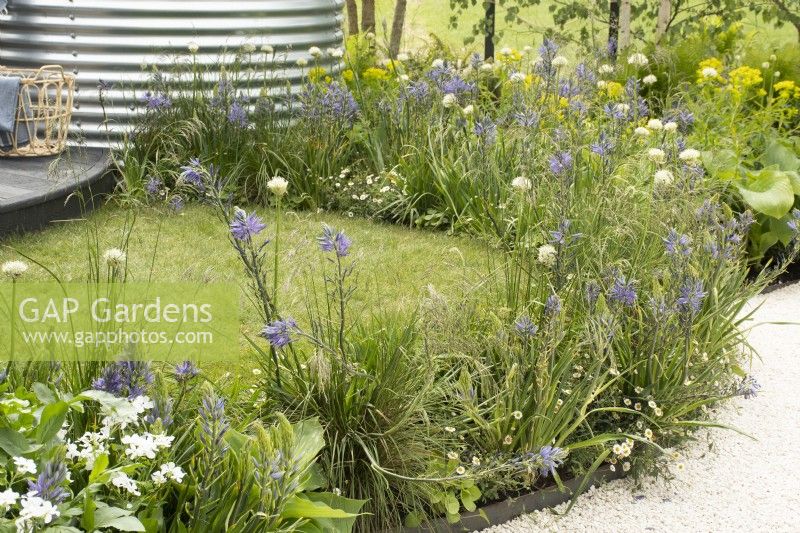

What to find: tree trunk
left=361, top=0, right=376, bottom=33
left=608, top=0, right=620, bottom=59
left=345, top=0, right=359, bottom=35
left=389, top=0, right=408, bottom=58
left=619, top=0, right=631, bottom=50
left=484, top=0, right=496, bottom=61
left=656, top=0, right=671, bottom=42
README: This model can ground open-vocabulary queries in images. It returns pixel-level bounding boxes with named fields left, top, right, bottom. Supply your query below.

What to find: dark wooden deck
left=0, top=148, right=113, bottom=237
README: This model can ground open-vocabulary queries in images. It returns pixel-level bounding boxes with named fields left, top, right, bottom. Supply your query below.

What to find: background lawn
left=365, top=0, right=796, bottom=53
left=0, top=204, right=491, bottom=340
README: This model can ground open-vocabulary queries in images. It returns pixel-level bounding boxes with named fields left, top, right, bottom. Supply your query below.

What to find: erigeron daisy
left=503, top=435, right=513, bottom=445
left=663, top=121, right=678, bottom=133
left=623, top=462, right=631, bottom=472
left=442, top=93, right=457, bottom=108
left=552, top=55, right=568, bottom=68
left=623, top=398, right=632, bottom=406
left=456, top=466, right=466, bottom=475
left=654, top=407, right=663, bottom=417
left=648, top=148, right=666, bottom=163
left=654, top=169, right=674, bottom=187
left=537, top=244, right=557, bottom=267
left=447, top=451, right=458, bottom=460
left=643, top=74, right=657, bottom=85
left=612, top=443, right=623, bottom=455
left=511, top=410, right=523, bottom=420
left=644, top=428, right=654, bottom=440
left=634, top=126, right=650, bottom=137
left=647, top=118, right=663, bottom=130
left=627, top=53, right=649, bottom=66
left=2, top=260, right=29, bottom=279
left=511, top=176, right=532, bottom=191
left=472, top=456, right=481, bottom=466
left=679, top=148, right=701, bottom=163
left=267, top=176, right=289, bottom=197
left=598, top=64, right=614, bottom=75
left=701, top=67, right=718, bottom=78
left=634, top=402, right=642, bottom=411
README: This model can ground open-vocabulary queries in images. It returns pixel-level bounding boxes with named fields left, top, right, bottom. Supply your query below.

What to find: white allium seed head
left=679, top=148, right=701, bottom=163
left=261, top=44, right=274, bottom=54
left=267, top=176, right=289, bottom=197
left=511, top=176, right=532, bottom=191
left=308, top=46, right=322, bottom=58
left=396, top=52, right=409, bottom=62
left=296, top=57, right=308, bottom=67
left=2, top=260, right=29, bottom=279
left=509, top=71, right=526, bottom=83
left=552, top=55, right=568, bottom=67
left=596, top=80, right=608, bottom=89
left=762, top=61, right=770, bottom=70
left=328, top=47, right=344, bottom=58
left=103, top=248, right=127, bottom=268
left=701, top=67, right=719, bottom=78
left=654, top=169, right=674, bottom=186
left=461, top=104, right=474, bottom=116
left=187, top=42, right=199, bottom=54
left=647, top=118, right=663, bottom=130
left=628, top=53, right=649, bottom=66
left=663, top=121, right=678, bottom=133
left=647, top=148, right=666, bottom=163
left=442, top=93, right=457, bottom=108
left=537, top=244, right=557, bottom=267
left=598, top=64, right=614, bottom=75
left=643, top=74, right=658, bottom=85
left=432, top=58, right=445, bottom=68
left=634, top=126, right=651, bottom=137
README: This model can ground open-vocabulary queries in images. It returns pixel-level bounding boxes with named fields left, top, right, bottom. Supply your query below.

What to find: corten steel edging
left=400, top=465, right=626, bottom=533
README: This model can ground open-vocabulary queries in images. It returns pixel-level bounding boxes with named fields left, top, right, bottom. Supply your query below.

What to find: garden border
left=402, top=465, right=625, bottom=532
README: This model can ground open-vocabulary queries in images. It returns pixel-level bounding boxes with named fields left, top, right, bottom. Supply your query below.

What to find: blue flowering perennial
left=545, top=294, right=562, bottom=315
left=227, top=101, right=249, bottom=128
left=737, top=375, right=761, bottom=399
left=199, top=392, right=230, bottom=454
left=179, top=158, right=205, bottom=191
left=664, top=228, right=692, bottom=257
left=27, top=460, right=69, bottom=504
left=549, top=151, right=573, bottom=175
left=230, top=210, right=267, bottom=242
left=536, top=445, right=566, bottom=477
left=141, top=91, right=172, bottom=111
left=676, top=279, right=706, bottom=315
left=318, top=224, right=352, bottom=257
left=261, top=318, right=298, bottom=349
left=175, top=360, right=199, bottom=382
left=92, top=361, right=154, bottom=399
left=145, top=176, right=162, bottom=197
left=514, top=316, right=538, bottom=338
left=300, top=82, right=359, bottom=126
left=609, top=276, right=637, bottom=307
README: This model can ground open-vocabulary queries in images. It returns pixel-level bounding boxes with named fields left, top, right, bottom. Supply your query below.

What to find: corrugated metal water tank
left=0, top=0, right=344, bottom=145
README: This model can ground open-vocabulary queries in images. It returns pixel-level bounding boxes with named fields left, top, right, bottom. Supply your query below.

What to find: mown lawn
left=0, top=204, right=490, bottom=340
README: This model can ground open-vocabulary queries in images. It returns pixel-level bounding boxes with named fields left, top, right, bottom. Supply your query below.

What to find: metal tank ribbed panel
left=0, top=0, right=344, bottom=145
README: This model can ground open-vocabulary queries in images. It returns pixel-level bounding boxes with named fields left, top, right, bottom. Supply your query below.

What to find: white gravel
left=481, top=283, right=800, bottom=533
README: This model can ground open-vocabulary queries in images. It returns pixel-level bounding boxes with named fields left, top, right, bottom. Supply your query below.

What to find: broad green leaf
left=291, top=418, right=325, bottom=471
left=784, top=170, right=800, bottom=196
left=94, top=504, right=145, bottom=531
left=36, top=401, right=68, bottom=444
left=98, top=516, right=146, bottom=532
left=701, top=149, right=740, bottom=181
left=81, top=495, right=96, bottom=531
left=43, top=527, right=83, bottom=532
left=301, top=493, right=366, bottom=533
left=282, top=495, right=359, bottom=520
left=736, top=169, right=794, bottom=218
left=89, top=453, right=109, bottom=483
left=0, top=427, right=31, bottom=457
left=32, top=382, right=55, bottom=404
left=444, top=493, right=460, bottom=515
left=762, top=138, right=800, bottom=172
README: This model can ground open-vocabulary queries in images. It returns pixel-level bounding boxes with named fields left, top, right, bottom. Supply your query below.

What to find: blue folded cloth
left=0, top=76, right=20, bottom=132
left=0, top=76, right=32, bottom=151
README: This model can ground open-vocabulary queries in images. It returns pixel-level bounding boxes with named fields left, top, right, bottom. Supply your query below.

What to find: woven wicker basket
left=0, top=65, right=74, bottom=157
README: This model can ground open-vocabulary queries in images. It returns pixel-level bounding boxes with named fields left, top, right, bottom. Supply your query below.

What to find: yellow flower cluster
left=696, top=57, right=724, bottom=84
left=605, top=81, right=624, bottom=99
left=308, top=66, right=331, bottom=84
left=497, top=47, right=523, bottom=63
left=728, top=66, right=763, bottom=89
left=774, top=80, right=800, bottom=100
left=362, top=67, right=390, bottom=82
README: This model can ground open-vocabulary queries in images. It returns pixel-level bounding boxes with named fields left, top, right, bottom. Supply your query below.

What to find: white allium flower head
left=634, top=126, right=651, bottom=137
left=769, top=54, right=777, bottom=62
left=400, top=74, right=410, bottom=81
left=499, top=47, right=512, bottom=56
left=480, top=62, right=494, bottom=72
left=241, top=43, right=256, bottom=53
left=774, top=71, right=781, bottom=79
left=647, top=118, right=663, bottom=130
left=261, top=44, right=274, bottom=54
left=442, top=93, right=458, bottom=108
left=328, top=47, right=344, bottom=58
left=643, top=74, right=657, bottom=85
left=648, top=148, right=666, bottom=163
left=552, top=55, right=568, bottom=68
left=598, top=64, right=614, bottom=75
left=296, top=57, right=308, bottom=67
left=396, top=52, right=409, bottom=62
left=103, top=248, right=126, bottom=268
left=654, top=169, right=674, bottom=186
left=308, top=46, right=322, bottom=58
left=762, top=61, right=770, bottom=70
left=679, top=148, right=701, bottom=163
left=663, top=121, right=678, bottom=133
left=187, top=42, right=199, bottom=54
left=509, top=71, right=526, bottom=83
left=596, top=80, right=608, bottom=89
left=461, top=104, right=474, bottom=116
left=628, top=53, right=649, bottom=66
left=701, top=67, right=718, bottom=78
left=2, top=260, right=29, bottom=279
left=511, top=176, right=532, bottom=191
left=267, top=176, right=289, bottom=197
left=537, top=244, right=557, bottom=267
left=614, top=103, right=630, bottom=114
left=432, top=58, right=445, bottom=68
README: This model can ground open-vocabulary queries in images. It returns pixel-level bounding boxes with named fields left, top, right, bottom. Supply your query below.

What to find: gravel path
left=482, top=283, right=800, bottom=533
